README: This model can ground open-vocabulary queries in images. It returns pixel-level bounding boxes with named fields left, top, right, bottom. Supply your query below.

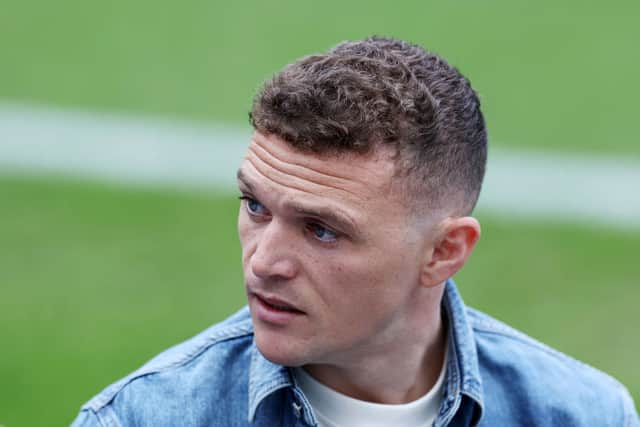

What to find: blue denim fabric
left=71, top=280, right=639, bottom=426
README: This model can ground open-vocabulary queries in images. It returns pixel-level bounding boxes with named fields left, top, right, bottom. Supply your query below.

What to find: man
left=72, top=37, right=639, bottom=426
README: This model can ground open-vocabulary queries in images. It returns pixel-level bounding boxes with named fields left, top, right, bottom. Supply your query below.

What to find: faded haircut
left=249, top=36, right=487, bottom=215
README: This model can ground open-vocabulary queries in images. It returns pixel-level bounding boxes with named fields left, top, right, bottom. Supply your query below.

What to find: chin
left=254, top=328, right=307, bottom=367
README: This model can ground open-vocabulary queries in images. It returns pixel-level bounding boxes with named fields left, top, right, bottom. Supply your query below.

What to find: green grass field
left=2, top=0, right=640, bottom=156
left=1, top=176, right=638, bottom=425
left=2, top=0, right=640, bottom=425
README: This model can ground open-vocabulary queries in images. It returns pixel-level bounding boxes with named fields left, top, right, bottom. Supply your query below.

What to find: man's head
left=238, top=37, right=486, bottom=370
left=250, top=36, right=487, bottom=216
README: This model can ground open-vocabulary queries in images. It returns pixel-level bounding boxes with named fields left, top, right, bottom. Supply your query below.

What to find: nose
left=250, top=220, right=298, bottom=281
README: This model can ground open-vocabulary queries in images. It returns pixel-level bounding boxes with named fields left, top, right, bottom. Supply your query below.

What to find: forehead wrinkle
left=249, top=139, right=379, bottom=198
left=246, top=145, right=367, bottom=201
left=252, top=134, right=396, bottom=187
left=252, top=135, right=359, bottom=179
left=244, top=156, right=315, bottom=196
left=248, top=143, right=358, bottom=197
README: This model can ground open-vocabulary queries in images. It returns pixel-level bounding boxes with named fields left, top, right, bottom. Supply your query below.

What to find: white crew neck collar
left=292, top=346, right=448, bottom=427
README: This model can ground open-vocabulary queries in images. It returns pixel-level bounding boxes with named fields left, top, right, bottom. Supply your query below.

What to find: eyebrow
left=236, top=168, right=361, bottom=237
left=237, top=169, right=254, bottom=191
left=291, top=203, right=360, bottom=236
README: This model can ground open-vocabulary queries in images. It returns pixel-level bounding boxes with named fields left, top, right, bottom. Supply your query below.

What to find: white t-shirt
left=292, top=349, right=448, bottom=427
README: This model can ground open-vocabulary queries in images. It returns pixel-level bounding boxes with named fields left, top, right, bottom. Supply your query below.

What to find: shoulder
left=466, top=307, right=638, bottom=426
left=71, top=306, right=255, bottom=426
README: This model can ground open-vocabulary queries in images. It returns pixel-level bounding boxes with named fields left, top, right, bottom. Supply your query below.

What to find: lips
left=256, top=293, right=304, bottom=313
left=249, top=291, right=306, bottom=325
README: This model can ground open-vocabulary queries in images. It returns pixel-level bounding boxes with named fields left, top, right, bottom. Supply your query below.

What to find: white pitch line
left=1, top=102, right=639, bottom=229
left=0, top=103, right=248, bottom=192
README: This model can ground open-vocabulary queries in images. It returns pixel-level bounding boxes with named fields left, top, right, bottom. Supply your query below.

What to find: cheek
left=237, top=214, right=256, bottom=262
left=311, top=253, right=387, bottom=310
left=237, top=213, right=248, bottom=243
left=327, top=245, right=417, bottom=306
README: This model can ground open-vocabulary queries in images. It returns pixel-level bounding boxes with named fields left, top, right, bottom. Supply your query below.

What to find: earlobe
left=420, top=217, right=481, bottom=287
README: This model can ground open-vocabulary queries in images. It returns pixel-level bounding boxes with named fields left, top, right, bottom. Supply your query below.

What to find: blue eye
left=309, top=223, right=338, bottom=242
left=240, top=196, right=268, bottom=216
left=247, top=199, right=262, bottom=213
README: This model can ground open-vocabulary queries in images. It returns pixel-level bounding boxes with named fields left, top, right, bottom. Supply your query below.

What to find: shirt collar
left=439, top=279, right=484, bottom=426
left=248, top=346, right=320, bottom=426
left=247, top=345, right=292, bottom=422
left=247, top=279, right=484, bottom=425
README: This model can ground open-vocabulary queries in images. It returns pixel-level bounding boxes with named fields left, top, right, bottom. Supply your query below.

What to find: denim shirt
left=71, top=280, right=639, bottom=426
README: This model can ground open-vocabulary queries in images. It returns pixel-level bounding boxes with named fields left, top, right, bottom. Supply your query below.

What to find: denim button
left=292, top=402, right=302, bottom=418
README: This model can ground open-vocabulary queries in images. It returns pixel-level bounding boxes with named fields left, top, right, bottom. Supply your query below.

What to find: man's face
left=237, top=132, right=437, bottom=367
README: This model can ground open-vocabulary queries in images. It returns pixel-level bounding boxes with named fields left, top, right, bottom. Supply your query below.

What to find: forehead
left=239, top=132, right=398, bottom=204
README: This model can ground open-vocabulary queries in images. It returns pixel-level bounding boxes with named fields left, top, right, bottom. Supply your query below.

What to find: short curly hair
left=250, top=36, right=487, bottom=215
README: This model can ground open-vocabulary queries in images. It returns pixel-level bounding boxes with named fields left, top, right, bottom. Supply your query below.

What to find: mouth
left=255, top=292, right=305, bottom=313
left=249, top=291, right=306, bottom=325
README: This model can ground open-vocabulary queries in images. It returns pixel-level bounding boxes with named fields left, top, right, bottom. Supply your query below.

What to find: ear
left=420, top=216, right=481, bottom=288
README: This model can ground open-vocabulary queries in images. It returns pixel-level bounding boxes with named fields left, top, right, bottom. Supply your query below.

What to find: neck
left=303, top=285, right=447, bottom=404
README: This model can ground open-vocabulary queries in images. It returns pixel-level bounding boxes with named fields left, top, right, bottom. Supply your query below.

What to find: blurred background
left=1, top=1, right=639, bottom=425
